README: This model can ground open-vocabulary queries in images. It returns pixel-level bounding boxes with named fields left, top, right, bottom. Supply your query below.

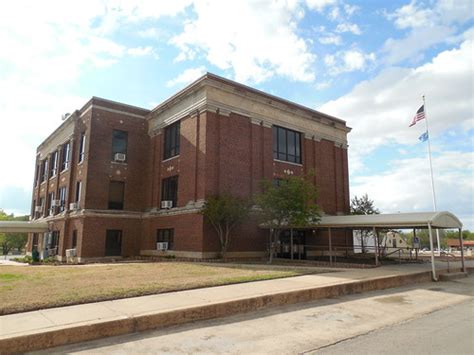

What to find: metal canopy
left=318, top=211, right=462, bottom=229
left=0, top=221, right=49, bottom=233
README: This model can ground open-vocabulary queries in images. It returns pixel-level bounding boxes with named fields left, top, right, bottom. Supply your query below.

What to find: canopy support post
left=428, top=223, right=438, bottom=281
left=328, top=227, right=333, bottom=266
left=373, top=227, right=379, bottom=266
left=459, top=228, right=466, bottom=273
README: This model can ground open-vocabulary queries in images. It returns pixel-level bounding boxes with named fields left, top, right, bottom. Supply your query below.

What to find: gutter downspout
left=428, top=223, right=438, bottom=281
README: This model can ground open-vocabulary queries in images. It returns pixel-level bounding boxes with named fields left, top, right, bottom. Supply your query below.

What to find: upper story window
left=40, top=159, right=48, bottom=183
left=47, top=192, right=55, bottom=216
left=34, top=164, right=39, bottom=187
left=75, top=181, right=82, bottom=204
left=111, top=130, right=128, bottom=162
left=161, top=176, right=178, bottom=208
left=58, top=186, right=67, bottom=212
left=163, top=121, right=180, bottom=160
left=61, top=142, right=70, bottom=171
left=273, top=125, right=302, bottom=164
left=50, top=151, right=58, bottom=177
left=108, top=181, right=125, bottom=210
left=78, top=132, right=86, bottom=163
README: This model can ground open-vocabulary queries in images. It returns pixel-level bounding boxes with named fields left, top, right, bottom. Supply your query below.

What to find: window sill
left=60, top=168, right=69, bottom=174
left=110, top=161, right=128, bottom=165
left=162, top=155, right=180, bottom=163
left=273, top=159, right=303, bottom=167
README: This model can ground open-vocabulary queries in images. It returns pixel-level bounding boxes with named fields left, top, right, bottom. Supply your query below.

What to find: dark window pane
left=273, top=125, right=302, bottom=164
left=108, top=181, right=125, bottom=210
left=164, top=121, right=180, bottom=160
left=157, top=229, right=174, bottom=250
left=105, top=230, right=122, bottom=256
left=72, top=230, right=77, bottom=249
left=112, top=130, right=128, bottom=160
left=79, top=133, right=86, bottom=163
left=61, top=142, right=70, bottom=170
left=161, top=176, right=178, bottom=208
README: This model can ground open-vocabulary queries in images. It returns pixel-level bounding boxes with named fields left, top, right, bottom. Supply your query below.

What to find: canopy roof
left=0, top=221, right=49, bottom=233
left=318, top=211, right=462, bottom=229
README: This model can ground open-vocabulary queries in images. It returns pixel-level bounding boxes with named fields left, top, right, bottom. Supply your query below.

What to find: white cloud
left=166, top=66, right=207, bottom=87
left=343, top=4, right=359, bottom=16
left=324, top=50, right=375, bottom=74
left=305, top=0, right=337, bottom=12
left=382, top=0, right=474, bottom=65
left=335, top=22, right=362, bottom=35
left=318, top=33, right=342, bottom=45
left=170, top=0, right=316, bottom=84
left=127, top=46, right=154, bottom=57
left=351, top=151, right=474, bottom=229
left=319, top=37, right=473, bottom=170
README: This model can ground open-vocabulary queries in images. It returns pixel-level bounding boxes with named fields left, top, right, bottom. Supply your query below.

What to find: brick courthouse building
left=27, top=73, right=351, bottom=261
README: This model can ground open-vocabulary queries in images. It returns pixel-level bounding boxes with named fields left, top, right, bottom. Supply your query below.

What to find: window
left=38, top=197, right=44, bottom=216
left=47, top=192, right=55, bottom=216
left=105, top=230, right=122, bottom=256
left=32, top=233, right=39, bottom=249
left=75, top=181, right=82, bottom=204
left=46, top=231, right=59, bottom=254
left=40, top=159, right=48, bottom=182
left=157, top=229, right=174, bottom=250
left=108, top=181, right=125, bottom=210
left=50, top=151, right=58, bottom=177
left=78, top=132, right=86, bottom=163
left=111, top=130, right=128, bottom=161
left=273, top=125, right=302, bottom=164
left=58, top=186, right=67, bottom=212
left=161, top=176, right=178, bottom=208
left=32, top=199, right=36, bottom=217
left=61, top=142, right=70, bottom=171
left=163, top=121, right=180, bottom=160
left=72, top=230, right=77, bottom=249
left=34, top=164, right=39, bottom=187
left=272, top=178, right=287, bottom=188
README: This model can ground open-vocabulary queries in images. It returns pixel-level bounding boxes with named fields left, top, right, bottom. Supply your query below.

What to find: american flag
left=409, top=105, right=425, bottom=127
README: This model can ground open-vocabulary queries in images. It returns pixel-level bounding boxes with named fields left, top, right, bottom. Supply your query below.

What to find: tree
left=350, top=194, right=380, bottom=253
left=256, top=175, right=321, bottom=263
left=0, top=209, right=29, bottom=258
left=201, top=194, right=250, bottom=259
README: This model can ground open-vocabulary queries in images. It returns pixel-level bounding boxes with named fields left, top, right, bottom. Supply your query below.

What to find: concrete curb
left=0, top=271, right=433, bottom=353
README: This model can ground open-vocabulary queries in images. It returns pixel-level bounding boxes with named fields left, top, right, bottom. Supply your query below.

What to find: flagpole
left=422, top=95, right=441, bottom=253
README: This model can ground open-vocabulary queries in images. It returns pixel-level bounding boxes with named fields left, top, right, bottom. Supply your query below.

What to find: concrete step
left=439, top=272, right=468, bottom=281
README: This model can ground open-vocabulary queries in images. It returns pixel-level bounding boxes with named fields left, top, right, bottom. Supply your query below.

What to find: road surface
left=34, top=276, right=473, bottom=354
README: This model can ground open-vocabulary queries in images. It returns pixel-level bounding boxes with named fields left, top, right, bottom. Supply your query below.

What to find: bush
left=12, top=255, right=33, bottom=264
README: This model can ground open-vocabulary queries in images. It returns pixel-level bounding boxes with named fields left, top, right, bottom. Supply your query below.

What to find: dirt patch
left=375, top=295, right=410, bottom=304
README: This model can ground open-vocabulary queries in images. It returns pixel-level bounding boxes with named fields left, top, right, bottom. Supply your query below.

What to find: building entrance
left=277, top=230, right=306, bottom=259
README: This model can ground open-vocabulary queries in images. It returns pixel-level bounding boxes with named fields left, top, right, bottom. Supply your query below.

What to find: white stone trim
left=80, top=104, right=147, bottom=119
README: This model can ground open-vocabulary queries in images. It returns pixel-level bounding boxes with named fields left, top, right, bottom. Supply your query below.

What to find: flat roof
left=0, top=221, right=49, bottom=233
left=318, top=211, right=462, bottom=229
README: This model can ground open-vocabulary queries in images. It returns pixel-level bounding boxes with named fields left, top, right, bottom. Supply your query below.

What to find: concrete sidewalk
left=0, top=262, right=469, bottom=353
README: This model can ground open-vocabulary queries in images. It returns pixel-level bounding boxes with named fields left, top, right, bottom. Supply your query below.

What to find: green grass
left=0, top=262, right=333, bottom=315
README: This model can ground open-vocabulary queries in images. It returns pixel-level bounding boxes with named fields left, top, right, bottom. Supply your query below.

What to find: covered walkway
left=269, top=211, right=465, bottom=281
left=0, top=221, right=48, bottom=233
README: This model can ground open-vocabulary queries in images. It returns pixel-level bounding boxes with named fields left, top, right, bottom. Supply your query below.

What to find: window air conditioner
left=157, top=242, right=169, bottom=251
left=34, top=206, right=42, bottom=212
left=51, top=200, right=60, bottom=207
left=161, top=200, right=173, bottom=209
left=114, top=153, right=126, bottom=162
left=66, top=248, right=77, bottom=257
left=69, top=202, right=78, bottom=210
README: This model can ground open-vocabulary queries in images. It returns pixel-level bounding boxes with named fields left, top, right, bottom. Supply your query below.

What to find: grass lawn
left=0, top=262, right=330, bottom=315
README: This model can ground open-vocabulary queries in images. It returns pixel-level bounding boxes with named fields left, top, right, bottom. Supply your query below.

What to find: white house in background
left=380, top=231, right=409, bottom=255
left=353, top=230, right=409, bottom=255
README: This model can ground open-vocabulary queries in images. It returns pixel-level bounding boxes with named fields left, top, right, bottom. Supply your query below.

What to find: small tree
left=201, top=194, right=250, bottom=259
left=350, top=194, right=380, bottom=253
left=256, top=175, right=321, bottom=263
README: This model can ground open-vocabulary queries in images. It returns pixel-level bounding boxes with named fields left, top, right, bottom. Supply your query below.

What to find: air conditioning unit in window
left=34, top=206, right=42, bottom=212
left=161, top=200, right=173, bottom=209
left=51, top=200, right=60, bottom=207
left=157, top=242, right=168, bottom=251
left=114, top=153, right=126, bottom=162
left=69, top=202, right=78, bottom=210
left=65, top=248, right=77, bottom=257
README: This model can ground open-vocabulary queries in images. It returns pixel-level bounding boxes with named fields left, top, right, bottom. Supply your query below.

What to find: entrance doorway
left=105, top=230, right=122, bottom=256
left=277, top=230, right=306, bottom=259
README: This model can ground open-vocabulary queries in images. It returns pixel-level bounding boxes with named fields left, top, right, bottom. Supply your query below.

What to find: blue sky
left=0, top=0, right=472, bottom=229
